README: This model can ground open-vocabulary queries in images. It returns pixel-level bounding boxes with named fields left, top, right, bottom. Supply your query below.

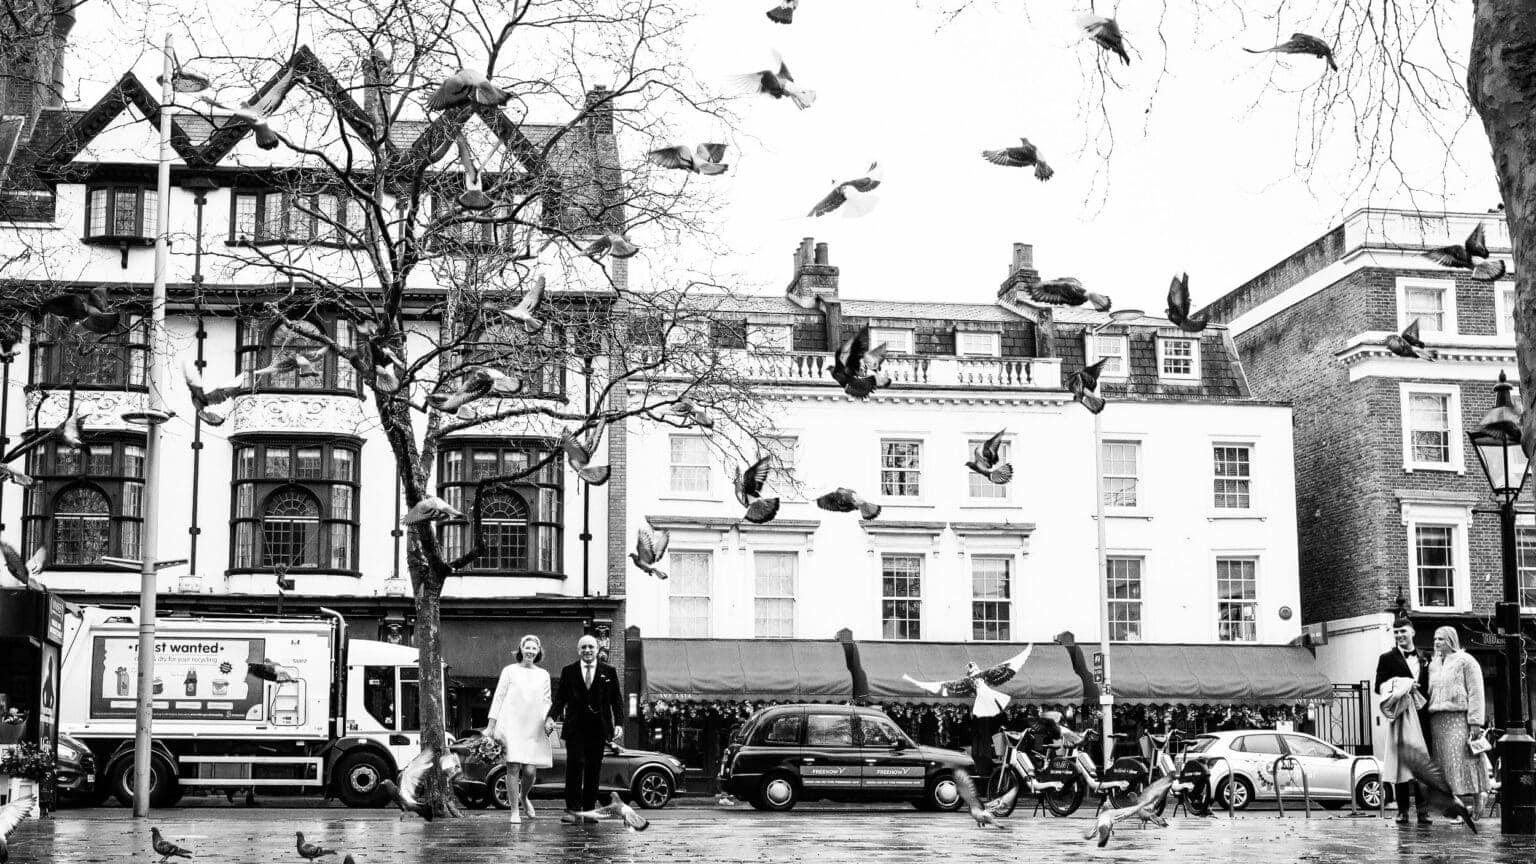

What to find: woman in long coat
left=1427, top=626, right=1490, bottom=816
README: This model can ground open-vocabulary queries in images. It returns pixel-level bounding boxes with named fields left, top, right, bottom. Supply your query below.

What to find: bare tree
left=162, top=0, right=773, bottom=814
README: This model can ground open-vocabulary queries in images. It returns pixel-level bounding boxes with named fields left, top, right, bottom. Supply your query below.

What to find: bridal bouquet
left=466, top=734, right=504, bottom=763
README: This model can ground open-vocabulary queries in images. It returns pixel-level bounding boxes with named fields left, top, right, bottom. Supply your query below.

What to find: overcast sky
left=63, top=0, right=1499, bottom=314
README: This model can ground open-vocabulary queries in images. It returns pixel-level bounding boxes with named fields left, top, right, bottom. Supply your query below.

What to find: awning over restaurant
left=859, top=642, right=1083, bottom=704
left=1070, top=643, right=1335, bottom=705
left=640, top=638, right=852, bottom=703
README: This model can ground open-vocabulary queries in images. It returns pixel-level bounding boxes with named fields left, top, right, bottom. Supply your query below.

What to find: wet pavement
left=12, top=804, right=1536, bottom=864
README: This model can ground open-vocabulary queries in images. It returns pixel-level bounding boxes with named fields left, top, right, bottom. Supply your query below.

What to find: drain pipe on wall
left=580, top=356, right=593, bottom=597
left=185, top=177, right=215, bottom=574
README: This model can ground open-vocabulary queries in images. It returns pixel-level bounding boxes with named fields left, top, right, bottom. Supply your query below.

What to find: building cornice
left=1337, top=332, right=1517, bottom=381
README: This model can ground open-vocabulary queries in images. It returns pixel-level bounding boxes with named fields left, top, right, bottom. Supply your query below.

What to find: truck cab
left=332, top=639, right=424, bottom=806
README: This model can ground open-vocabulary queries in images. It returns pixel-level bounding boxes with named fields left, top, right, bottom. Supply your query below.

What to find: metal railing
left=1270, top=755, right=1311, bottom=818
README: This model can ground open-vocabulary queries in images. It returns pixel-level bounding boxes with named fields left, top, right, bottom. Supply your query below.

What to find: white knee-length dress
left=487, top=663, right=553, bottom=768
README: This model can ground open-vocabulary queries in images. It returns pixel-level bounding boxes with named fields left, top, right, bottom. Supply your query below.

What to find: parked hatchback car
left=453, top=726, right=685, bottom=810
left=718, top=704, right=974, bottom=812
left=1184, top=729, right=1384, bottom=810
left=54, top=731, right=99, bottom=805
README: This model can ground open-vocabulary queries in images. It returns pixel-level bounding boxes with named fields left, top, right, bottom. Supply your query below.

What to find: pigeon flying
left=1165, top=273, right=1209, bottom=333
left=41, top=286, right=120, bottom=335
left=829, top=325, right=892, bottom=399
left=427, top=367, right=523, bottom=412
left=735, top=456, right=781, bottom=524
left=426, top=67, right=511, bottom=111
left=295, top=833, right=336, bottom=860
left=1385, top=319, right=1438, bottom=361
left=981, top=139, right=1054, bottom=181
left=1243, top=33, right=1338, bottom=71
left=572, top=793, right=650, bottom=830
left=1027, top=277, right=1112, bottom=312
left=182, top=357, right=251, bottom=426
left=1085, top=775, right=1175, bottom=847
left=401, top=495, right=464, bottom=525
left=646, top=143, right=729, bottom=175
left=584, top=233, right=640, bottom=261
left=965, top=429, right=1012, bottom=485
left=0, top=794, right=38, bottom=864
left=1066, top=358, right=1108, bottom=414
left=902, top=645, right=1032, bottom=718
left=733, top=50, right=816, bottom=110
left=157, top=45, right=211, bottom=93
left=198, top=67, right=295, bottom=150
left=247, top=659, right=297, bottom=683
left=251, top=350, right=326, bottom=381
left=954, top=768, right=1008, bottom=829
left=816, top=487, right=881, bottom=520
left=453, top=134, right=493, bottom=212
left=561, top=424, right=612, bottom=485
left=2, top=542, right=46, bottom=586
left=0, top=465, right=33, bottom=488
left=807, top=162, right=882, bottom=218
left=150, top=827, right=192, bottom=864
left=766, top=0, right=797, bottom=24
left=630, top=526, right=670, bottom=580
left=484, top=275, right=545, bottom=334
left=1424, top=222, right=1507, bottom=281
left=1079, top=15, right=1131, bottom=65
left=660, top=399, right=712, bottom=428
left=1400, top=744, right=1477, bottom=831
left=381, top=747, right=447, bottom=821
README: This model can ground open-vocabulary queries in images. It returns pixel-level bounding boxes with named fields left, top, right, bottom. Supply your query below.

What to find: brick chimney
left=996, top=242, right=1041, bottom=302
left=362, top=48, right=391, bottom=125
left=583, top=86, right=614, bottom=134
left=1, top=0, right=75, bottom=121
left=786, top=237, right=839, bottom=308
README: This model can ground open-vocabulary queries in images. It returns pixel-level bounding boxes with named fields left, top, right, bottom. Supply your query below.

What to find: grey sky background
left=61, top=0, right=1498, bottom=313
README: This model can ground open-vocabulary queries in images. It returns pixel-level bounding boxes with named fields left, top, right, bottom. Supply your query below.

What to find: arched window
left=50, top=484, right=111, bottom=566
left=21, top=435, right=145, bottom=570
left=479, top=491, right=530, bottom=571
left=436, top=440, right=562, bottom=575
left=261, top=486, right=320, bottom=568
left=236, top=314, right=357, bottom=393
left=230, top=439, right=360, bottom=574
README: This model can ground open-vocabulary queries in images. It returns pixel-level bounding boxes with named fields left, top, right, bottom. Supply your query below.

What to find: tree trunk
left=1470, top=0, right=1536, bottom=433
left=409, top=545, right=461, bottom=816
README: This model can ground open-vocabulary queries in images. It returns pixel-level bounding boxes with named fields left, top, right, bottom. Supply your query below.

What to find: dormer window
left=956, top=331, right=1000, bottom=357
left=1087, top=333, right=1128, bottom=379
left=870, top=328, right=913, bottom=354
left=1157, top=337, right=1200, bottom=381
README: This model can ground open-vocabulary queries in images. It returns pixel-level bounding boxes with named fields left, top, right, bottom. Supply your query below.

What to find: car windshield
left=1184, top=735, right=1220, bottom=754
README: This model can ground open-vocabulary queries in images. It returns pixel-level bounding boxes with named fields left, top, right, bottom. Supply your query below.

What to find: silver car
left=1184, top=730, right=1385, bottom=811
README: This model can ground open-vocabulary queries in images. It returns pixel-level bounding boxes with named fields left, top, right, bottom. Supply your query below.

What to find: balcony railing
left=637, top=349, right=1061, bottom=390
left=1344, top=208, right=1512, bottom=255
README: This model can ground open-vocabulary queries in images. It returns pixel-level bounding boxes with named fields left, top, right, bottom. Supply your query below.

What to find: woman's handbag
left=1469, top=729, right=1493, bottom=756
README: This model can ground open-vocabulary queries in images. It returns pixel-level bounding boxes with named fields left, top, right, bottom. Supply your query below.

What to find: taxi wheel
left=755, top=772, right=799, bottom=812
left=919, top=771, right=963, bottom=812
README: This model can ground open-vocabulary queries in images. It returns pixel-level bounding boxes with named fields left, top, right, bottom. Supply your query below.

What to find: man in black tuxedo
left=1374, top=613, right=1432, bottom=825
left=545, top=635, right=625, bottom=819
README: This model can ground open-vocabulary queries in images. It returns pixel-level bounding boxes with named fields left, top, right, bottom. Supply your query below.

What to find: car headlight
left=667, top=757, right=685, bottom=769
left=57, top=743, right=79, bottom=762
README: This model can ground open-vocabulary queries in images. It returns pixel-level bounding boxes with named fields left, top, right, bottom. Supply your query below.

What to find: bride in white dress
left=485, top=635, right=553, bottom=823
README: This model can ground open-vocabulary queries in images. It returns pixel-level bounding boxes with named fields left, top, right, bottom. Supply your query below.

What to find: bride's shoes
left=522, top=797, right=536, bottom=818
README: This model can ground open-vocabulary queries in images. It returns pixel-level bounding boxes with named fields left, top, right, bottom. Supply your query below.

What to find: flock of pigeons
left=1385, top=222, right=1509, bottom=361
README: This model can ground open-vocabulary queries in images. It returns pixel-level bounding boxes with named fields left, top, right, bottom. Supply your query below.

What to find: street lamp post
left=1089, top=308, right=1142, bottom=769
left=1467, top=370, right=1536, bottom=834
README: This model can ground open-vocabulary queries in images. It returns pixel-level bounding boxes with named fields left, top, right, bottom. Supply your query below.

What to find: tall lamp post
left=1089, top=308, right=1143, bottom=768
left=1467, top=370, right=1536, bottom=834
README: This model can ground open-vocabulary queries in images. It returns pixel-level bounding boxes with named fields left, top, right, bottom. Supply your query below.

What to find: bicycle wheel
left=1044, top=777, right=1084, bottom=817
left=987, top=768, right=1022, bottom=817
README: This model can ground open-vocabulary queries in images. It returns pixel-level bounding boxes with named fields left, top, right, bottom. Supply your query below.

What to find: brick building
left=1200, top=208, right=1523, bottom=753
left=623, top=238, right=1330, bottom=785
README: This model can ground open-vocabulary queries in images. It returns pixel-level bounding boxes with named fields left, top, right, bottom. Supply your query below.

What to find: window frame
left=28, top=314, right=149, bottom=391
left=879, top=438, right=923, bottom=500
left=1399, top=383, right=1464, bottom=474
left=1086, top=333, right=1130, bottom=380
left=666, top=549, right=714, bottom=637
left=434, top=439, right=564, bottom=576
left=1215, top=556, right=1259, bottom=642
left=1401, top=501, right=1472, bottom=613
left=966, top=435, right=1011, bottom=502
left=1519, top=516, right=1536, bottom=614
left=666, top=434, right=714, bottom=499
left=1101, top=438, right=1142, bottom=512
left=752, top=550, right=798, bottom=639
left=1105, top=555, right=1144, bottom=642
left=229, top=188, right=362, bottom=247
left=1394, top=277, right=1458, bottom=335
left=955, top=331, right=1001, bottom=357
left=82, top=185, right=158, bottom=243
left=228, top=436, right=362, bottom=576
left=20, top=433, right=147, bottom=569
left=1496, top=283, right=1518, bottom=338
left=869, top=328, right=914, bottom=355
left=970, top=555, right=1012, bottom=642
left=1156, top=336, right=1201, bottom=382
left=1211, top=443, right=1254, bottom=512
left=880, top=552, right=924, bottom=640
left=235, top=313, right=362, bottom=397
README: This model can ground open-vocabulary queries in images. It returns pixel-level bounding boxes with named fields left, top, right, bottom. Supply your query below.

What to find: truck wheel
left=110, top=754, right=179, bottom=808
left=334, top=751, right=392, bottom=808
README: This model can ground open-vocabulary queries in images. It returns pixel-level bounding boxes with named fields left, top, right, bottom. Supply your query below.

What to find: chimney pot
left=814, top=242, right=829, bottom=266
left=1012, top=243, right=1033, bottom=271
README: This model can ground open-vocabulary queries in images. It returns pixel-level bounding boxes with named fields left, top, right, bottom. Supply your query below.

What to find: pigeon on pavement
left=1085, top=775, right=1175, bottom=847
left=295, top=832, right=337, bottom=860
left=150, top=827, right=192, bottom=864
left=954, top=768, right=1008, bottom=829
left=571, top=793, right=649, bottom=830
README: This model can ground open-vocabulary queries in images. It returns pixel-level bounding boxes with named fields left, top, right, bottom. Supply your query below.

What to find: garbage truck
left=58, top=605, right=425, bottom=808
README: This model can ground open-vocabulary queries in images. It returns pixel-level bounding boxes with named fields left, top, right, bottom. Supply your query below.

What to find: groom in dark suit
left=546, top=634, right=625, bottom=819
left=1374, top=613, right=1432, bottom=825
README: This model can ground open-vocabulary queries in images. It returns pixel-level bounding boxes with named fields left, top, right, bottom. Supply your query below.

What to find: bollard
left=1346, top=756, right=1383, bottom=817
left=1270, top=755, right=1311, bottom=818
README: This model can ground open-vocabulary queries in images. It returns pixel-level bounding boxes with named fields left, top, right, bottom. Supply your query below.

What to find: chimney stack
left=584, top=86, right=614, bottom=134
left=997, top=241, right=1041, bottom=302
left=1, top=0, right=74, bottom=120
left=786, top=237, right=840, bottom=308
left=362, top=48, right=392, bottom=125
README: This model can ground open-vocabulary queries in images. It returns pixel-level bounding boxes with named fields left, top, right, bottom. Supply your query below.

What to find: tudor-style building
left=622, top=238, right=1328, bottom=783
left=0, top=37, right=626, bottom=733
left=1200, top=208, right=1522, bottom=757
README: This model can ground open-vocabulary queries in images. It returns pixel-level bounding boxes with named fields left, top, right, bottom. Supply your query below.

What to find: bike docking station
left=1347, top=755, right=1387, bottom=819
left=1269, top=755, right=1312, bottom=818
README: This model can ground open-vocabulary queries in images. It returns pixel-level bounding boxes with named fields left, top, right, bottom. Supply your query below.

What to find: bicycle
left=984, top=727, right=1071, bottom=817
left=1142, top=729, right=1213, bottom=817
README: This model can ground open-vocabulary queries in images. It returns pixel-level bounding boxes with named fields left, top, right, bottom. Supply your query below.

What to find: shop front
left=0, top=587, right=65, bottom=809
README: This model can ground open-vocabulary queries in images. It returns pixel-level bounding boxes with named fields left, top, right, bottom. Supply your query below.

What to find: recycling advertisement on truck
left=89, top=636, right=272, bottom=721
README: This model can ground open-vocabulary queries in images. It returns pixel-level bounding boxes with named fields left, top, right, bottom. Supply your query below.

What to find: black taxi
left=718, top=704, right=973, bottom=811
